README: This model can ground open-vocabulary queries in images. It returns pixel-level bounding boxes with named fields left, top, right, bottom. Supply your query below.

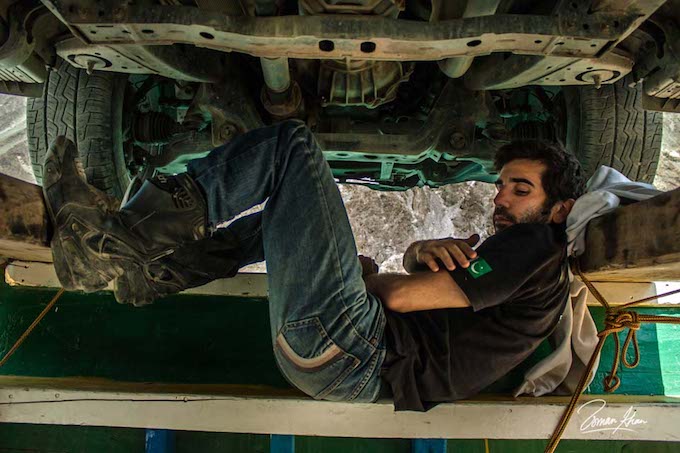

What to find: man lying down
left=42, top=120, right=584, bottom=411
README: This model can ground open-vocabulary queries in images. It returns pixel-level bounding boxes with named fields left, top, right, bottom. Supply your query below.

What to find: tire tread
left=575, top=76, right=662, bottom=183
left=26, top=59, right=127, bottom=196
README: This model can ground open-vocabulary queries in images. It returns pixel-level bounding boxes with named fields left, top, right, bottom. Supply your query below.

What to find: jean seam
left=373, top=304, right=386, bottom=344
left=340, top=312, right=374, bottom=351
left=316, top=356, right=361, bottom=400
left=302, top=139, right=350, bottom=311
left=348, top=346, right=384, bottom=401
left=300, top=133, right=383, bottom=356
left=347, top=307, right=386, bottom=400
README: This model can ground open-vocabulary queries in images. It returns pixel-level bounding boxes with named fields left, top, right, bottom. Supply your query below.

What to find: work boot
left=113, top=229, right=242, bottom=306
left=43, top=136, right=209, bottom=293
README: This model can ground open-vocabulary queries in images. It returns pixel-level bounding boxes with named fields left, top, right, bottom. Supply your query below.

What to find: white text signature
left=578, top=399, right=648, bottom=434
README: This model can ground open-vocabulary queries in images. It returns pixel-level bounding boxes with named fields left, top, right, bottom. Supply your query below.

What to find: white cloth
left=566, top=166, right=660, bottom=258
left=514, top=166, right=661, bottom=397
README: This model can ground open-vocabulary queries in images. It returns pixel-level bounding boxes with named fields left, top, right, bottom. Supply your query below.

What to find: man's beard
left=493, top=204, right=552, bottom=232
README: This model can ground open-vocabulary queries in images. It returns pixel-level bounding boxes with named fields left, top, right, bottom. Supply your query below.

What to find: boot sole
left=43, top=137, right=137, bottom=292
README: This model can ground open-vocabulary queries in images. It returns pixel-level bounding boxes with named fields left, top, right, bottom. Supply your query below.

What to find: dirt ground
left=0, top=94, right=678, bottom=272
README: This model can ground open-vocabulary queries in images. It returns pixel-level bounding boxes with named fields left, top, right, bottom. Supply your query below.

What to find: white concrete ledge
left=5, top=261, right=680, bottom=306
left=0, top=379, right=678, bottom=440
left=4, top=261, right=268, bottom=298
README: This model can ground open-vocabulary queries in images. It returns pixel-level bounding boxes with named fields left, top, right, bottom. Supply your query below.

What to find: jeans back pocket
left=274, top=317, right=360, bottom=400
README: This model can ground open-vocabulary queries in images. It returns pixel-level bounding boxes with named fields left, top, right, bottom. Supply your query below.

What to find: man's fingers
left=447, top=246, right=470, bottom=268
left=422, top=256, right=440, bottom=272
left=434, top=248, right=456, bottom=271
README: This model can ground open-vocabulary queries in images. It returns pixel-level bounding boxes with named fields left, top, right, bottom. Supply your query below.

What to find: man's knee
left=278, top=119, right=316, bottom=151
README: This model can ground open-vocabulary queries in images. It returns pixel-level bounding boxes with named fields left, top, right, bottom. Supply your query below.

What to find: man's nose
left=494, top=188, right=510, bottom=207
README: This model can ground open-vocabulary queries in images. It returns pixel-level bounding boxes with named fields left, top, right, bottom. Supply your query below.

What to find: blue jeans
left=187, top=120, right=386, bottom=402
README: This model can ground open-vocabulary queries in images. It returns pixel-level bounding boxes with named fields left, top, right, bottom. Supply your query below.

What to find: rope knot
left=605, top=310, right=641, bottom=332
left=601, top=310, right=642, bottom=393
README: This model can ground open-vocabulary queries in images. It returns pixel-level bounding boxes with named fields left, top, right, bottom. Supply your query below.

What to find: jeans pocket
left=274, top=317, right=360, bottom=400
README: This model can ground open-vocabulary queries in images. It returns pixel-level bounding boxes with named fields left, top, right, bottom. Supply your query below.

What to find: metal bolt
left=220, top=124, right=237, bottom=141
left=449, top=132, right=466, bottom=150
left=592, top=74, right=602, bottom=90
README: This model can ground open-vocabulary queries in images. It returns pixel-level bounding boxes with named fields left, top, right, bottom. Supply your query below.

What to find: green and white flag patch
left=467, top=257, right=492, bottom=279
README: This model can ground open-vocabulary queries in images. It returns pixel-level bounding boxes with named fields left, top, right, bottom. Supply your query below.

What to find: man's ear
left=550, top=198, right=575, bottom=224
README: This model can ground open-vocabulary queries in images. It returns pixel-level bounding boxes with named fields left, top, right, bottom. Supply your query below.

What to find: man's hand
left=358, top=255, right=379, bottom=277
left=404, top=234, right=480, bottom=273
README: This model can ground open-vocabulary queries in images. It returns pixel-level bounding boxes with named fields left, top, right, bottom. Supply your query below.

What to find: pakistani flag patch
left=467, top=257, right=492, bottom=279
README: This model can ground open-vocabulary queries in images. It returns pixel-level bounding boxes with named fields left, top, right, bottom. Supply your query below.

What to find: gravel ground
left=0, top=96, right=32, bottom=183
left=0, top=93, right=678, bottom=273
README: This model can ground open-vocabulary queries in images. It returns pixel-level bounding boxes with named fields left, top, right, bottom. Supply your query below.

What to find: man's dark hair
left=494, top=140, right=585, bottom=207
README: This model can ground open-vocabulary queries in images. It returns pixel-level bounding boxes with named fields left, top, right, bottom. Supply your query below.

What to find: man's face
left=493, top=159, right=552, bottom=233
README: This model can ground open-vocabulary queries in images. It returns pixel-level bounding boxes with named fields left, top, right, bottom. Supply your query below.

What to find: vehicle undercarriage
left=0, top=0, right=676, bottom=194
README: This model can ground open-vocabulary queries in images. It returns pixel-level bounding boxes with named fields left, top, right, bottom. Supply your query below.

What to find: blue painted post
left=270, top=434, right=295, bottom=453
left=412, top=439, right=447, bottom=453
left=145, top=429, right=176, bottom=453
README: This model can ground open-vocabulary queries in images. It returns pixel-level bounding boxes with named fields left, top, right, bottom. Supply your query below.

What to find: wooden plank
left=7, top=261, right=679, bottom=306
left=4, top=261, right=269, bottom=298
left=583, top=281, right=680, bottom=306
left=581, top=188, right=680, bottom=282
left=0, top=376, right=677, bottom=441
left=0, top=173, right=51, bottom=263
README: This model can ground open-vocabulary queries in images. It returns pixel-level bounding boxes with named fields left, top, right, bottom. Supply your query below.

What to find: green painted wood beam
left=0, top=424, right=679, bottom=453
left=0, top=278, right=678, bottom=397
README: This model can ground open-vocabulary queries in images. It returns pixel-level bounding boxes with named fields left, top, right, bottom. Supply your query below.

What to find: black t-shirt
left=381, top=223, right=569, bottom=411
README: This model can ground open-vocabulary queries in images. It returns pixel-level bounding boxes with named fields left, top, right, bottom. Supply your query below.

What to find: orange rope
left=0, top=288, right=65, bottom=368
left=545, top=263, right=680, bottom=453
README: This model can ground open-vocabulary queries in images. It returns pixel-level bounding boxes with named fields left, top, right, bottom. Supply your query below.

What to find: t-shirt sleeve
left=449, top=223, right=561, bottom=311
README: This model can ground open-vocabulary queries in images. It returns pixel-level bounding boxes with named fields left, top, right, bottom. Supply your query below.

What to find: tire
left=563, top=75, right=663, bottom=183
left=26, top=59, right=130, bottom=198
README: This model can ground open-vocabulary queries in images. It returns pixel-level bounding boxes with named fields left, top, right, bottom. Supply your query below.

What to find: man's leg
left=223, top=212, right=265, bottom=269
left=187, top=120, right=385, bottom=402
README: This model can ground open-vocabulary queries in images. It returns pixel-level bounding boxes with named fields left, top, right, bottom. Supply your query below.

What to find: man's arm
left=364, top=271, right=470, bottom=313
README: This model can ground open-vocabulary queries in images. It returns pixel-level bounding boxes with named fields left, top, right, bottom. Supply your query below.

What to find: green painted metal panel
left=0, top=422, right=144, bottom=452
left=0, top=425, right=679, bottom=453
left=0, top=282, right=288, bottom=387
left=487, top=439, right=680, bottom=452
left=175, top=431, right=269, bottom=453
left=655, top=322, right=680, bottom=396
left=295, top=436, right=411, bottom=453
left=0, top=279, right=678, bottom=396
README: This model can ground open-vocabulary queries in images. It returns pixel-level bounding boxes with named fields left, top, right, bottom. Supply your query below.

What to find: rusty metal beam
left=580, top=187, right=680, bottom=282
left=0, top=173, right=52, bottom=263
left=45, top=3, right=635, bottom=63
